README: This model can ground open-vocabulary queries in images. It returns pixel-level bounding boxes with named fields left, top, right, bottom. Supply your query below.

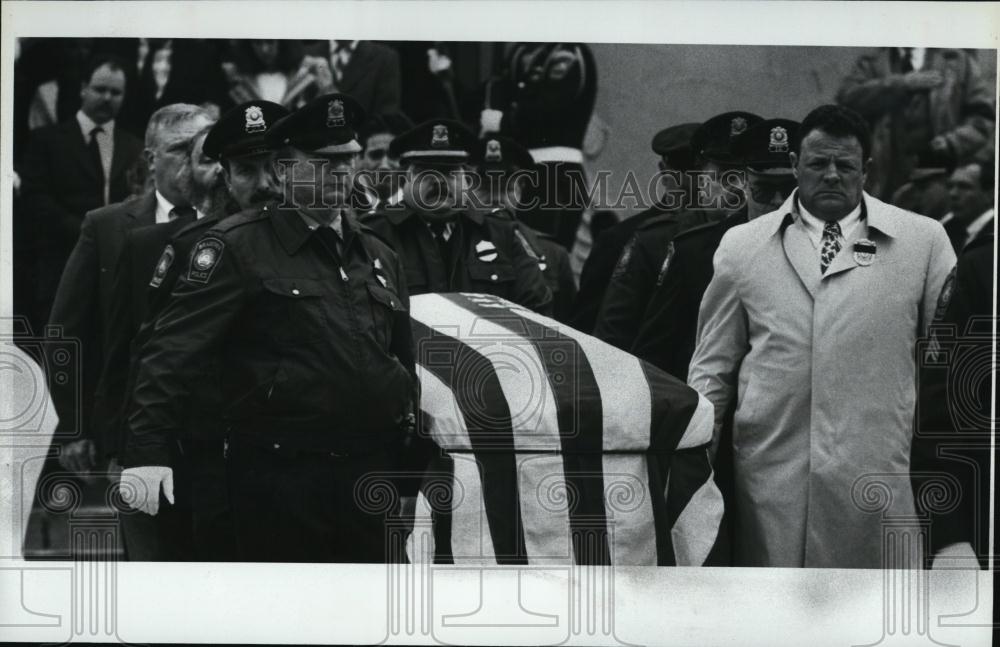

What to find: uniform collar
left=271, top=203, right=358, bottom=255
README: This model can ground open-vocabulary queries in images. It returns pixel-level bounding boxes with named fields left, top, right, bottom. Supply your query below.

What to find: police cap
left=733, top=118, right=800, bottom=173
left=650, top=122, right=699, bottom=170
left=691, top=111, right=764, bottom=166
left=203, top=101, right=290, bottom=161
left=389, top=119, right=475, bottom=165
left=265, top=93, right=365, bottom=155
left=473, top=136, right=536, bottom=174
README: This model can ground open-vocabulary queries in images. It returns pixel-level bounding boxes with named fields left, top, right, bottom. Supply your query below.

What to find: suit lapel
left=108, top=128, right=133, bottom=183
left=781, top=221, right=820, bottom=299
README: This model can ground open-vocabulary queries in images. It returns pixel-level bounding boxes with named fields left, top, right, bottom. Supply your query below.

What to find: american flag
left=405, top=293, right=722, bottom=566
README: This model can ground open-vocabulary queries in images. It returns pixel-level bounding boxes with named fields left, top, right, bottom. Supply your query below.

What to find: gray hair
left=144, top=103, right=213, bottom=150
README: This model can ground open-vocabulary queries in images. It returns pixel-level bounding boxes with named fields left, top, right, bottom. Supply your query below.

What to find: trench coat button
left=292, top=289, right=300, bottom=296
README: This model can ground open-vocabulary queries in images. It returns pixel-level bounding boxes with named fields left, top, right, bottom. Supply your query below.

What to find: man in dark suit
left=938, top=161, right=994, bottom=254
left=314, top=40, right=401, bottom=117
left=46, top=104, right=215, bottom=485
left=20, top=54, right=144, bottom=323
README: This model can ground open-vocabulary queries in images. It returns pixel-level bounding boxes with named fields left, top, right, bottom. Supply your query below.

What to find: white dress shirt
left=797, top=200, right=864, bottom=253
left=155, top=190, right=205, bottom=225
left=77, top=110, right=114, bottom=205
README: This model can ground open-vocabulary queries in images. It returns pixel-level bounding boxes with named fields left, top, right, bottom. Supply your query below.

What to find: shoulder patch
left=149, top=244, right=175, bottom=288
left=933, top=265, right=957, bottom=322
left=655, top=241, right=676, bottom=286
left=187, top=237, right=225, bottom=284
left=611, top=236, right=637, bottom=280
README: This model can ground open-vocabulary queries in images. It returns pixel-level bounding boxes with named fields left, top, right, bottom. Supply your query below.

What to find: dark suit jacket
left=21, top=119, right=144, bottom=250
left=336, top=41, right=401, bottom=117
left=46, top=191, right=157, bottom=455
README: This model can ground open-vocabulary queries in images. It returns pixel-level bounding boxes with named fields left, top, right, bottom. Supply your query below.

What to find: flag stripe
left=420, top=294, right=572, bottom=563
left=412, top=319, right=528, bottom=564
left=639, top=360, right=707, bottom=452
left=446, top=293, right=610, bottom=565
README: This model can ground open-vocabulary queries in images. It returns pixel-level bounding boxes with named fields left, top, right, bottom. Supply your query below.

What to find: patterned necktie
left=820, top=221, right=842, bottom=274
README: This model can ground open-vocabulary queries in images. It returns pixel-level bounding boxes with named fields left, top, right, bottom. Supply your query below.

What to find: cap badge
left=244, top=105, right=266, bottom=133
left=730, top=117, right=748, bottom=137
left=485, top=139, right=503, bottom=163
left=768, top=126, right=789, bottom=153
left=327, top=99, right=346, bottom=128
left=431, top=124, right=450, bottom=148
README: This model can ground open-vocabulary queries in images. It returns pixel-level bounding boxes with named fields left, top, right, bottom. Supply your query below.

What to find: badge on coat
left=852, top=239, right=876, bottom=266
left=149, top=244, right=175, bottom=288
left=933, top=265, right=957, bottom=322
left=656, top=241, right=676, bottom=286
left=475, top=240, right=499, bottom=262
left=187, top=237, right=225, bottom=284
left=611, top=238, right=636, bottom=280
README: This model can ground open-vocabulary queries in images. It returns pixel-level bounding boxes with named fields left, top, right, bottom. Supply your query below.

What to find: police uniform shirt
left=796, top=200, right=863, bottom=253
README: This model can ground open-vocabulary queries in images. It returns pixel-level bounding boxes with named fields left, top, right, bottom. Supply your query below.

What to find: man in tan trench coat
left=688, top=105, right=957, bottom=568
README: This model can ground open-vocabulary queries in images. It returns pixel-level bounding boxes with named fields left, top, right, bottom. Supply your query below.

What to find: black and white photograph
left=0, top=1, right=996, bottom=645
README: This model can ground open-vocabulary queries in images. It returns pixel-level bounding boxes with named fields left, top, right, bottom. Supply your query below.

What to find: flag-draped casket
left=405, top=293, right=722, bottom=566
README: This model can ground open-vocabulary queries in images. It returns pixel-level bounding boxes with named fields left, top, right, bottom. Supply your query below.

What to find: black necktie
left=429, top=222, right=452, bottom=270
left=89, top=126, right=105, bottom=188
left=899, top=48, right=914, bottom=73
left=169, top=206, right=196, bottom=227
left=315, top=226, right=344, bottom=264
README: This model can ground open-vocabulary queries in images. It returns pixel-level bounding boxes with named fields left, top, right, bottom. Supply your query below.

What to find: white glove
left=480, top=109, right=503, bottom=136
left=931, top=541, right=977, bottom=570
left=120, top=466, right=174, bottom=516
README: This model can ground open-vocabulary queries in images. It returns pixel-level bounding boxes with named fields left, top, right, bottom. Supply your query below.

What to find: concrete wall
left=587, top=44, right=997, bottom=217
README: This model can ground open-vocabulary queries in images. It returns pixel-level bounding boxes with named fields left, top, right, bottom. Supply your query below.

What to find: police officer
left=121, top=93, right=416, bottom=563
left=571, top=122, right=699, bottom=333
left=631, top=118, right=797, bottom=566
left=593, top=112, right=762, bottom=351
left=632, top=118, right=800, bottom=378
left=363, top=119, right=552, bottom=314
left=101, top=100, right=292, bottom=561
left=472, top=135, right=577, bottom=323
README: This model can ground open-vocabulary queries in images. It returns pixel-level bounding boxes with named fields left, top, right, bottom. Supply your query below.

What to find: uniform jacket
left=570, top=205, right=667, bottom=333
left=362, top=204, right=553, bottom=315
left=45, top=190, right=157, bottom=453
left=124, top=204, right=416, bottom=467
left=593, top=208, right=718, bottom=352
left=632, top=208, right=749, bottom=380
left=911, top=234, right=994, bottom=568
left=20, top=118, right=143, bottom=248
left=837, top=48, right=995, bottom=199
left=688, top=191, right=956, bottom=568
left=94, top=215, right=218, bottom=456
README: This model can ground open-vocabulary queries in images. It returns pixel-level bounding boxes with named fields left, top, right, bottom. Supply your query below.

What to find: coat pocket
left=260, top=278, right=328, bottom=345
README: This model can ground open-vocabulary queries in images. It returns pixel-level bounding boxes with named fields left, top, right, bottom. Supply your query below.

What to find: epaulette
left=671, top=218, right=723, bottom=244
left=211, top=203, right=272, bottom=233
left=636, top=211, right=686, bottom=232
left=485, top=206, right=516, bottom=222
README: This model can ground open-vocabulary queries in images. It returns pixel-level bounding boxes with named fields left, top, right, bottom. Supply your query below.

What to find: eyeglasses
left=748, top=177, right=797, bottom=203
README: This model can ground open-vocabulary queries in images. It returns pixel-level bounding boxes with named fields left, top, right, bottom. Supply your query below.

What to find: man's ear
left=861, top=156, right=873, bottom=179
left=788, top=152, right=799, bottom=180
left=144, top=148, right=156, bottom=174
left=657, top=159, right=667, bottom=173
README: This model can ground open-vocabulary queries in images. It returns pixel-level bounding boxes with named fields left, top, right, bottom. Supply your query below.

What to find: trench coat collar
left=765, top=190, right=897, bottom=238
